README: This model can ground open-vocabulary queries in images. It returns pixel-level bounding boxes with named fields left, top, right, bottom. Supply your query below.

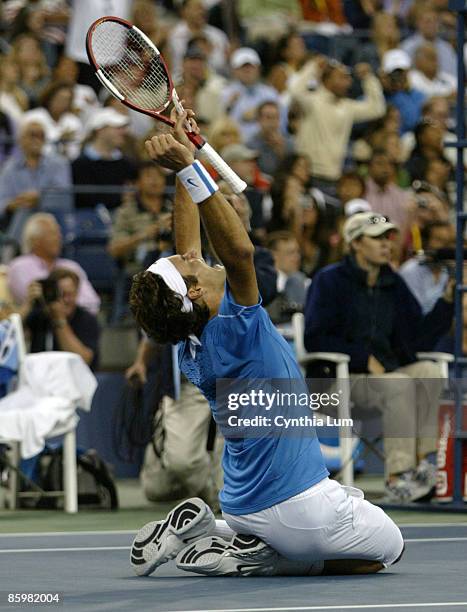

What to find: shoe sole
left=130, top=498, right=208, bottom=576
left=176, top=534, right=274, bottom=577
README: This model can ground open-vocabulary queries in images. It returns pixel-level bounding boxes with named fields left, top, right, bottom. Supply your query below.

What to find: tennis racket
left=86, top=16, right=247, bottom=193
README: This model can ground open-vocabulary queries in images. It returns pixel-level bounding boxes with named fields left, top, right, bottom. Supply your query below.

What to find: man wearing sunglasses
left=304, top=211, right=454, bottom=503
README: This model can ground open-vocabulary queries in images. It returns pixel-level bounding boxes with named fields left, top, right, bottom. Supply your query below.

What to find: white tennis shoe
left=175, top=533, right=280, bottom=576
left=130, top=497, right=216, bottom=576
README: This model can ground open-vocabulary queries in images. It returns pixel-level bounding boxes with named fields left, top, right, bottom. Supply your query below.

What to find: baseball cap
left=87, top=108, right=129, bottom=133
left=344, top=198, right=372, bottom=217
left=343, top=212, right=398, bottom=243
left=231, top=47, right=261, bottom=69
left=382, top=49, right=411, bottom=74
left=221, top=143, right=258, bottom=163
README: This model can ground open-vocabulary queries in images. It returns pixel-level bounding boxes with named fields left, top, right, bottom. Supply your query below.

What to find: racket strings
left=92, top=21, right=171, bottom=110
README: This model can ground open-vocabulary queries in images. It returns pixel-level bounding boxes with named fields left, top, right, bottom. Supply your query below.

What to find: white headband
left=147, top=258, right=193, bottom=313
left=147, top=258, right=201, bottom=358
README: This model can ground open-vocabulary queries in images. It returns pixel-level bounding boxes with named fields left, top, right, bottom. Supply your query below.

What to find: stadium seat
left=60, top=207, right=118, bottom=293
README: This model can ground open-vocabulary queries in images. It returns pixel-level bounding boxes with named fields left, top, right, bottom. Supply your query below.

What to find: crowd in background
left=0, top=0, right=465, bottom=362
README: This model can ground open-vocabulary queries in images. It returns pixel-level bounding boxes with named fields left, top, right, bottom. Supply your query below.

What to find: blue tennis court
left=1, top=523, right=467, bottom=611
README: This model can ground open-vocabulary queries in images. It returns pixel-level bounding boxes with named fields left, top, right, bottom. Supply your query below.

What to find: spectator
left=401, top=5, right=457, bottom=77
left=131, top=0, right=168, bottom=56
left=0, top=118, right=72, bottom=243
left=72, top=108, right=137, bottom=210
left=8, top=212, right=100, bottom=315
left=23, top=81, right=82, bottom=159
left=408, top=43, right=457, bottom=99
left=2, top=0, right=69, bottom=67
left=207, top=117, right=242, bottom=154
left=238, top=0, right=300, bottom=42
left=221, top=47, right=281, bottom=142
left=353, top=12, right=401, bottom=73
left=405, top=119, right=452, bottom=182
left=436, top=294, right=467, bottom=356
left=304, top=211, right=454, bottom=501
left=175, top=44, right=226, bottom=125
left=365, top=148, right=413, bottom=238
left=300, top=0, right=347, bottom=25
left=421, top=157, right=452, bottom=201
left=403, top=96, right=467, bottom=172
left=220, top=143, right=270, bottom=239
left=380, top=49, right=425, bottom=135
left=290, top=60, right=385, bottom=194
left=269, top=154, right=343, bottom=275
left=0, top=54, right=28, bottom=125
left=269, top=153, right=312, bottom=232
left=337, top=171, right=366, bottom=208
left=400, top=220, right=453, bottom=314
left=53, top=56, right=99, bottom=125
left=168, top=0, right=229, bottom=80
left=274, top=30, right=314, bottom=88
left=65, top=0, right=131, bottom=92
left=0, top=110, right=15, bottom=165
left=405, top=182, right=450, bottom=255
left=247, top=100, right=294, bottom=176
left=108, top=163, right=172, bottom=276
left=20, top=267, right=100, bottom=370
left=126, top=338, right=222, bottom=508
left=343, top=0, right=378, bottom=29
left=10, top=34, right=50, bottom=108
left=265, top=230, right=309, bottom=324
left=383, top=130, right=411, bottom=186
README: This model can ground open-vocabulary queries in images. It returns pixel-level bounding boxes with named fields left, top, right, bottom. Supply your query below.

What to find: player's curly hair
left=129, top=270, right=210, bottom=344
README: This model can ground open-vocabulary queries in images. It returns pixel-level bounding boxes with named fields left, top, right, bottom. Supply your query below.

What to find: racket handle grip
left=198, top=142, right=247, bottom=194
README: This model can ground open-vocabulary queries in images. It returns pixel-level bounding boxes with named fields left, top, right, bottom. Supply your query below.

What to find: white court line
left=0, top=530, right=135, bottom=538
left=1, top=523, right=467, bottom=538
left=398, top=522, right=467, bottom=528
left=2, top=536, right=467, bottom=554
left=169, top=603, right=467, bottom=611
left=0, top=546, right=128, bottom=553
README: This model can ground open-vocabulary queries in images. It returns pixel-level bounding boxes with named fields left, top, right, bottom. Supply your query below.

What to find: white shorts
left=223, top=478, right=404, bottom=567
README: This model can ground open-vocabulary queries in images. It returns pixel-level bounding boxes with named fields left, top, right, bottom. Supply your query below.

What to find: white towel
left=0, top=351, right=97, bottom=458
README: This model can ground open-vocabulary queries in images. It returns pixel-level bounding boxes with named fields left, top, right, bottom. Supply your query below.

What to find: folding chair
left=0, top=314, right=96, bottom=513
left=291, top=313, right=454, bottom=487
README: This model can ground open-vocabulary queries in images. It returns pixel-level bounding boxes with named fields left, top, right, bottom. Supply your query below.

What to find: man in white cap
left=222, top=47, right=281, bottom=141
left=380, top=49, right=426, bottom=134
left=71, top=108, right=136, bottom=209
left=128, top=111, right=404, bottom=578
left=304, top=211, right=454, bottom=502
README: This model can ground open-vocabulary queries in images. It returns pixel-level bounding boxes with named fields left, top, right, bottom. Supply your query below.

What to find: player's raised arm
left=145, top=115, right=258, bottom=307
left=145, top=110, right=202, bottom=259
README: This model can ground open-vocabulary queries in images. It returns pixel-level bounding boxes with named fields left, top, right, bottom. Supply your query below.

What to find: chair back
left=291, top=313, right=307, bottom=365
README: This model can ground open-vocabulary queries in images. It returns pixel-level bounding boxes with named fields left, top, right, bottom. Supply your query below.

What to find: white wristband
left=177, top=161, right=219, bottom=204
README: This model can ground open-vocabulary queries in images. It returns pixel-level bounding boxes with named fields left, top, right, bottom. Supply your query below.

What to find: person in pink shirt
left=8, top=212, right=100, bottom=315
left=365, top=148, right=413, bottom=239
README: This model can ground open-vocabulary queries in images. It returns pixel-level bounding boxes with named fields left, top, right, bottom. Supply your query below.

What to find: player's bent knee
left=323, top=559, right=385, bottom=575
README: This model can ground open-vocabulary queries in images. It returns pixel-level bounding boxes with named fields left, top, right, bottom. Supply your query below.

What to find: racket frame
left=86, top=15, right=204, bottom=147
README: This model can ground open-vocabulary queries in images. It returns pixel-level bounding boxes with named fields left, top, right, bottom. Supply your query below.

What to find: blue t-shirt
left=179, top=283, right=328, bottom=515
